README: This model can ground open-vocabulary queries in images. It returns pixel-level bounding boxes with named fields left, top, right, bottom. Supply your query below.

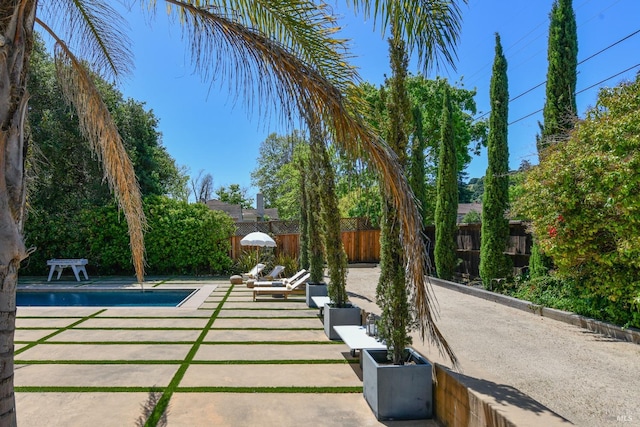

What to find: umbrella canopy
left=240, top=231, right=276, bottom=248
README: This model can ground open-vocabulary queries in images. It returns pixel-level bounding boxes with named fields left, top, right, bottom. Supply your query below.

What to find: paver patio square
left=169, top=393, right=425, bottom=426
left=15, top=343, right=192, bottom=361
left=212, top=317, right=322, bottom=329
left=80, top=317, right=209, bottom=328
left=217, top=309, right=318, bottom=318
left=194, top=343, right=350, bottom=361
left=204, top=329, right=328, bottom=342
left=16, top=318, right=83, bottom=328
left=96, top=308, right=212, bottom=317
left=223, top=301, right=307, bottom=309
left=180, top=364, right=362, bottom=388
left=17, top=308, right=101, bottom=317
left=15, top=329, right=58, bottom=343
left=15, top=364, right=179, bottom=387
left=198, top=303, right=222, bottom=310
left=47, top=329, right=200, bottom=343
left=16, top=392, right=152, bottom=427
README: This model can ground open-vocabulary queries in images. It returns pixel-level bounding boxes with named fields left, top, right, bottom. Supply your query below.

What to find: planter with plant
left=363, top=31, right=433, bottom=420
left=309, top=119, right=360, bottom=337
left=300, top=143, right=329, bottom=307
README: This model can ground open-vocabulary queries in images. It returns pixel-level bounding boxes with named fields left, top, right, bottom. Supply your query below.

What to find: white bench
left=47, top=259, right=89, bottom=282
left=311, top=296, right=331, bottom=315
left=333, top=325, right=386, bottom=357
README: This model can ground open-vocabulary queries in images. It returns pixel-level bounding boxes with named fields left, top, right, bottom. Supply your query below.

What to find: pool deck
left=14, top=276, right=434, bottom=426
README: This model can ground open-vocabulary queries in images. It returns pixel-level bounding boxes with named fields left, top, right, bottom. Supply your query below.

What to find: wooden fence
left=230, top=219, right=532, bottom=279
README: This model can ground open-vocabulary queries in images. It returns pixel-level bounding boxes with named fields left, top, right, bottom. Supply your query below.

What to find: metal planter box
left=323, top=304, right=361, bottom=340
left=362, top=348, right=433, bottom=420
left=306, top=283, right=328, bottom=308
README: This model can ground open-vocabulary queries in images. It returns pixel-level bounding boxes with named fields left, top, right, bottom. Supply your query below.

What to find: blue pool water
left=17, top=289, right=198, bottom=307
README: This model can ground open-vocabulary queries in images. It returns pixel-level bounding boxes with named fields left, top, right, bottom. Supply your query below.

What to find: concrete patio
left=14, top=276, right=436, bottom=426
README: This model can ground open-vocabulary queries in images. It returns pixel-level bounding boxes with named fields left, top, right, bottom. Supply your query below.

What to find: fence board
left=230, top=220, right=532, bottom=278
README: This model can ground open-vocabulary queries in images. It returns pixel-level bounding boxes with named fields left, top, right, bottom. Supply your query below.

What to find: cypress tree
left=434, top=88, right=458, bottom=281
left=310, top=124, right=349, bottom=306
left=480, top=33, right=511, bottom=289
left=539, top=0, right=578, bottom=151
left=409, top=106, right=428, bottom=228
left=305, top=134, right=325, bottom=284
left=376, top=30, right=413, bottom=364
left=297, top=150, right=310, bottom=271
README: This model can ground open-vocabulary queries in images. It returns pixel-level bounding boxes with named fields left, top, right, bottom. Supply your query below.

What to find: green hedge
left=21, top=196, right=235, bottom=276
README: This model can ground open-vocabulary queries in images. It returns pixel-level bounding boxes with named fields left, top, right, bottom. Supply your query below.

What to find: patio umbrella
left=240, top=232, right=276, bottom=269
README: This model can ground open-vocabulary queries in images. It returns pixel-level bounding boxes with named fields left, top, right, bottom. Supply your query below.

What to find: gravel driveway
left=345, top=265, right=640, bottom=427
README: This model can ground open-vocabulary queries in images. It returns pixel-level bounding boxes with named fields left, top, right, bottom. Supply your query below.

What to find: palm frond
left=36, top=18, right=146, bottom=283
left=346, top=0, right=466, bottom=72
left=38, top=0, right=133, bottom=79
left=163, top=1, right=457, bottom=366
left=162, top=0, right=356, bottom=122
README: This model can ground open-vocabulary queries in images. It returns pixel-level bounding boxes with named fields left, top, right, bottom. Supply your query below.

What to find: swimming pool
left=17, top=289, right=198, bottom=307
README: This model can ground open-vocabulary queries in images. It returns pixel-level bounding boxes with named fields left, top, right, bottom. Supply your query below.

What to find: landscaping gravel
left=345, top=265, right=640, bottom=427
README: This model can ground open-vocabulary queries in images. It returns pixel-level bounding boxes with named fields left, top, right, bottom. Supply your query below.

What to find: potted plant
left=299, top=144, right=329, bottom=308
left=363, top=32, right=433, bottom=420
left=309, top=122, right=360, bottom=338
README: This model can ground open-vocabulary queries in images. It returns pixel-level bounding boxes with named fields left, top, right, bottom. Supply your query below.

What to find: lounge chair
left=253, top=269, right=307, bottom=287
left=252, top=272, right=311, bottom=301
left=243, top=263, right=266, bottom=280
left=262, top=265, right=285, bottom=280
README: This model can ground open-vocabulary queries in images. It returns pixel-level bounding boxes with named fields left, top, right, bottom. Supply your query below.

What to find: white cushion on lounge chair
left=252, top=273, right=311, bottom=301
left=253, top=269, right=306, bottom=287
left=263, top=265, right=285, bottom=280
left=243, top=263, right=266, bottom=279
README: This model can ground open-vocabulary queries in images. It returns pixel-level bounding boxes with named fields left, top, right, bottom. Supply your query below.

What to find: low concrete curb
left=433, top=363, right=572, bottom=426
left=429, top=277, right=640, bottom=345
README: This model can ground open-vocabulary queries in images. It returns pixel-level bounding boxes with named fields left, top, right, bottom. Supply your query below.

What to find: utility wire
left=472, top=28, right=640, bottom=122
left=508, top=62, right=640, bottom=125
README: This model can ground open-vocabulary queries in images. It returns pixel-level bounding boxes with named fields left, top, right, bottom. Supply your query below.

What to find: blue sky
left=114, top=0, right=640, bottom=203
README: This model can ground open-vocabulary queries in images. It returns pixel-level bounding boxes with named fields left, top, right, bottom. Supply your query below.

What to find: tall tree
left=215, top=184, right=252, bottom=209
left=409, top=106, right=428, bottom=227
left=434, top=89, right=458, bottom=280
left=539, top=0, right=578, bottom=151
left=305, top=135, right=325, bottom=284
left=297, top=150, right=310, bottom=271
left=377, top=29, right=413, bottom=364
left=480, top=33, right=511, bottom=289
left=190, top=171, right=214, bottom=204
left=251, top=131, right=304, bottom=210
left=309, top=119, right=348, bottom=305
left=1, top=2, right=465, bottom=420
left=360, top=76, right=487, bottom=225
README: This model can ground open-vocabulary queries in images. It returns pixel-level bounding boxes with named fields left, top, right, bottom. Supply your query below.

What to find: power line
left=508, top=62, right=640, bottom=125
left=472, top=28, right=640, bottom=122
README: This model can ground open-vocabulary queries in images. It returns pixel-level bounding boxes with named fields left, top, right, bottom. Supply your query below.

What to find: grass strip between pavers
left=144, top=284, right=233, bottom=426
left=14, top=309, right=107, bottom=356
left=14, top=380, right=360, bottom=398
left=14, top=359, right=358, bottom=365
left=216, top=316, right=318, bottom=319
left=70, top=327, right=203, bottom=331
left=219, top=308, right=313, bottom=311
left=16, top=341, right=197, bottom=345
left=209, top=327, right=323, bottom=331
left=175, top=386, right=363, bottom=393
left=199, top=341, right=342, bottom=345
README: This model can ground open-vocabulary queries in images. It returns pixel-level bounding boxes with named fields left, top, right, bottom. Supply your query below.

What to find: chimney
left=256, top=193, right=264, bottom=221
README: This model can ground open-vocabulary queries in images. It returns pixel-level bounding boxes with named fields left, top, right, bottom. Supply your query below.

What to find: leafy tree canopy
left=27, top=36, right=188, bottom=217
left=515, top=74, right=640, bottom=327
left=215, top=184, right=253, bottom=209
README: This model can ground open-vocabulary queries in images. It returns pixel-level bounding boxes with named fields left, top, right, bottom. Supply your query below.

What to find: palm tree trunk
left=0, top=261, right=18, bottom=425
left=0, top=2, right=37, bottom=425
